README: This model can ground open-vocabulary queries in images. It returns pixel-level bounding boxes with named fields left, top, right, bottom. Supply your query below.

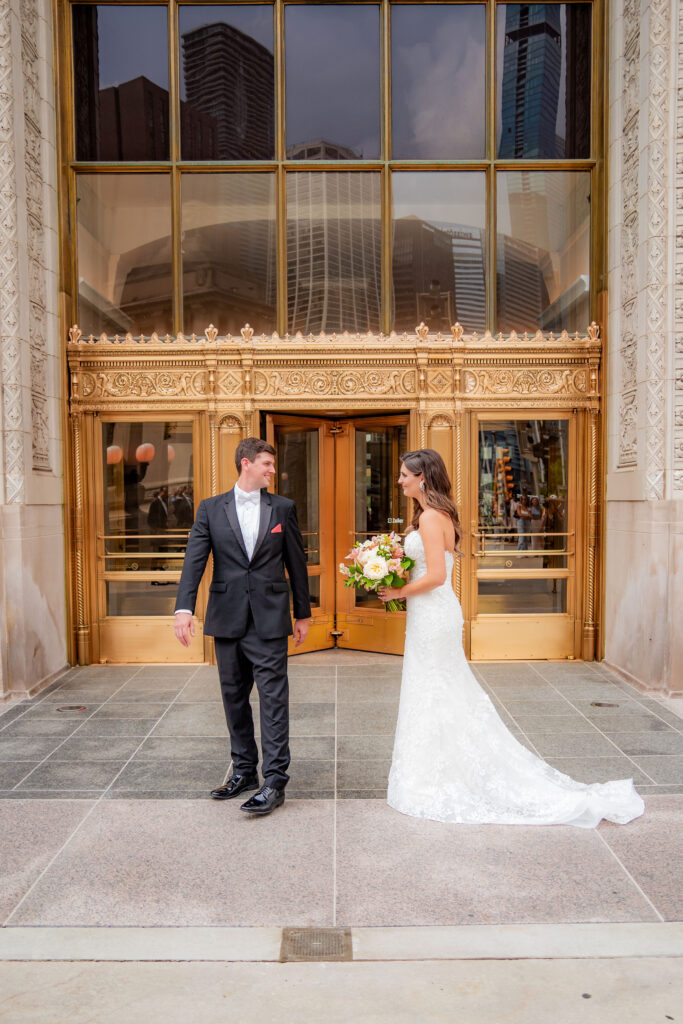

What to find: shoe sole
left=240, top=797, right=285, bottom=815
left=210, top=782, right=259, bottom=801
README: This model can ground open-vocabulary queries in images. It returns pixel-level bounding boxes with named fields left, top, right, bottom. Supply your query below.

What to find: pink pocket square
left=271, top=523, right=282, bottom=534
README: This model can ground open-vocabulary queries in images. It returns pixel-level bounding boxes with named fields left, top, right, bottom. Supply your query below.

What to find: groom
left=173, top=438, right=311, bottom=815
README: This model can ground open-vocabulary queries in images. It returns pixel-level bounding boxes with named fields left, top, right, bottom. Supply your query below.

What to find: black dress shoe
left=210, top=772, right=259, bottom=800
left=240, top=785, right=285, bottom=816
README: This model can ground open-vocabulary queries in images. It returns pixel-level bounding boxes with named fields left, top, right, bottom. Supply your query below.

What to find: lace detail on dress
left=387, top=531, right=644, bottom=828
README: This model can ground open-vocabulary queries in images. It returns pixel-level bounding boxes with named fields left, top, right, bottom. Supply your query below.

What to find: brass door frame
left=334, top=414, right=410, bottom=655
left=266, top=413, right=336, bottom=656
left=467, top=408, right=582, bottom=660
left=267, top=411, right=411, bottom=656
left=91, top=410, right=208, bottom=664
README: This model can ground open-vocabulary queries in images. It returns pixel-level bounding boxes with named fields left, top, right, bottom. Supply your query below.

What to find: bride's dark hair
left=401, top=448, right=463, bottom=555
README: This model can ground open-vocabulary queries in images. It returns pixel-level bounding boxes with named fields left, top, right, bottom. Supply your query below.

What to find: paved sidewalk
left=1, top=653, right=681, bottom=1021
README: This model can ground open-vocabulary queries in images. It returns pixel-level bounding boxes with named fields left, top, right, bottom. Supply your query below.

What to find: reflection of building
left=499, top=4, right=591, bottom=159
left=99, top=77, right=170, bottom=161
left=287, top=173, right=381, bottom=333
left=287, top=140, right=359, bottom=161
left=499, top=4, right=562, bottom=158
left=496, top=234, right=549, bottom=332
left=181, top=176, right=276, bottom=335
left=182, top=22, right=274, bottom=160
left=392, top=216, right=455, bottom=332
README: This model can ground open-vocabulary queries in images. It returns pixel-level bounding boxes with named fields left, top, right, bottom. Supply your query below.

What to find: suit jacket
left=174, top=488, right=311, bottom=639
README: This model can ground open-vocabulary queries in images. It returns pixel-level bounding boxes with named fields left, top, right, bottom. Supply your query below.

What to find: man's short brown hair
left=234, top=437, right=276, bottom=474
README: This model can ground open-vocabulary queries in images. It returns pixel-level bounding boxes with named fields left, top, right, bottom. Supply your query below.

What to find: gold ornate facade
left=67, top=321, right=601, bottom=665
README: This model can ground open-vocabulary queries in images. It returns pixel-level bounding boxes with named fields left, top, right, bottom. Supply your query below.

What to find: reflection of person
left=173, top=439, right=311, bottom=817
left=511, top=492, right=531, bottom=550
left=171, top=485, right=194, bottom=529
left=529, top=496, right=546, bottom=551
left=377, top=447, right=644, bottom=828
left=147, top=485, right=169, bottom=533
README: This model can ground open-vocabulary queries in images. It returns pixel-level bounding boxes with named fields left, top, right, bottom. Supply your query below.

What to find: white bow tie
left=236, top=489, right=260, bottom=507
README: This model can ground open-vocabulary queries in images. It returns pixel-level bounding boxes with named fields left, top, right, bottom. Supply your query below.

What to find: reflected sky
left=392, top=5, right=486, bottom=159
left=94, top=6, right=169, bottom=90
left=285, top=5, right=380, bottom=158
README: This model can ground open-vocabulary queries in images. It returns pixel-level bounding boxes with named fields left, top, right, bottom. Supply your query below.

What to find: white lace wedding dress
left=387, top=531, right=645, bottom=828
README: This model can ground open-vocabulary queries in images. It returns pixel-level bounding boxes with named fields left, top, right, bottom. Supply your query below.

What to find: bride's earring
left=419, top=480, right=426, bottom=492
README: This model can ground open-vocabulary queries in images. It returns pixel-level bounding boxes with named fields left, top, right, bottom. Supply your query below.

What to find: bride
left=378, top=449, right=644, bottom=829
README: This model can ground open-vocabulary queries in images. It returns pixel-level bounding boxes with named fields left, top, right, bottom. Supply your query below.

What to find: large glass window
left=392, top=172, right=486, bottom=334
left=287, top=172, right=381, bottom=334
left=181, top=173, right=276, bottom=335
left=67, top=2, right=601, bottom=336
left=285, top=5, right=380, bottom=160
left=392, top=4, right=486, bottom=160
left=497, top=170, right=590, bottom=333
left=179, top=5, right=274, bottom=160
left=73, top=5, right=170, bottom=161
left=497, top=3, right=592, bottom=159
left=76, top=174, right=172, bottom=336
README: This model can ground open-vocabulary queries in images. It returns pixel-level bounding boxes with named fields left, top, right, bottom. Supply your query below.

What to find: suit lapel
left=224, top=490, right=249, bottom=562
left=250, top=490, right=273, bottom=561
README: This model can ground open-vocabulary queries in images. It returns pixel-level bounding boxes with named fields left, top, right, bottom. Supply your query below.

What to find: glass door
left=334, top=416, right=409, bottom=654
left=470, top=413, right=577, bottom=659
left=269, top=413, right=409, bottom=655
left=267, top=415, right=336, bottom=655
left=96, top=417, right=203, bottom=663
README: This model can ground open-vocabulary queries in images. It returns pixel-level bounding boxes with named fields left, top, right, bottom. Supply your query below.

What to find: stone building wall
left=0, top=0, right=67, bottom=697
left=605, top=0, right=682, bottom=693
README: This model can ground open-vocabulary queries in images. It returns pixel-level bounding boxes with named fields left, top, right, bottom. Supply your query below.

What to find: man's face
left=241, top=452, right=275, bottom=491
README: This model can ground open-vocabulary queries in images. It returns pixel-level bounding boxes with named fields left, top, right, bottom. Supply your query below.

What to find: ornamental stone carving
left=253, top=368, right=417, bottom=398
left=462, top=367, right=587, bottom=398
left=79, top=371, right=208, bottom=400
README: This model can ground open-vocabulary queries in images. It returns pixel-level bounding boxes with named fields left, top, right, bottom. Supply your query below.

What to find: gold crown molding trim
left=67, top=322, right=602, bottom=412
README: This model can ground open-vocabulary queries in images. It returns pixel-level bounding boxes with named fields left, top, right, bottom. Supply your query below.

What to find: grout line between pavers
left=8, top=667, right=146, bottom=791
left=527, top=663, right=660, bottom=785
left=3, top=665, right=203, bottom=926
left=595, top=830, right=665, bottom=923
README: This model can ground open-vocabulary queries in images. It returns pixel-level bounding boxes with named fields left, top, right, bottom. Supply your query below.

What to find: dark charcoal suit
left=174, top=488, right=311, bottom=788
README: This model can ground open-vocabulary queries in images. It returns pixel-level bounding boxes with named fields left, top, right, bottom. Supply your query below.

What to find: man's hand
left=174, top=612, right=195, bottom=647
left=293, top=618, right=309, bottom=647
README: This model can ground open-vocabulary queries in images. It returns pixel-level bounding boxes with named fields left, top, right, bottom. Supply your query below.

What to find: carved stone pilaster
left=618, top=0, right=640, bottom=469
left=674, top=0, right=683, bottom=491
left=642, top=0, right=670, bottom=499
left=0, top=0, right=25, bottom=503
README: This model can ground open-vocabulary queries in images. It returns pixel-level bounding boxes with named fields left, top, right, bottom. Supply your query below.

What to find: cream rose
left=363, top=556, right=388, bottom=581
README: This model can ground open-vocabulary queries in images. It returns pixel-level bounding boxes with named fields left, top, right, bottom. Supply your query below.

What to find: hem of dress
left=386, top=786, right=645, bottom=830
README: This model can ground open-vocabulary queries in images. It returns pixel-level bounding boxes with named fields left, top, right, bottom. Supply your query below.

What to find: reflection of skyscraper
left=496, top=234, right=549, bottom=332
left=499, top=4, right=562, bottom=158
left=287, top=173, right=381, bottom=334
left=182, top=23, right=274, bottom=160
left=392, top=217, right=455, bottom=332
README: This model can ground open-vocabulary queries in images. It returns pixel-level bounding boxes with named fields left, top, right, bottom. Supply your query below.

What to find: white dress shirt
left=175, top=485, right=261, bottom=616
left=233, top=483, right=261, bottom=560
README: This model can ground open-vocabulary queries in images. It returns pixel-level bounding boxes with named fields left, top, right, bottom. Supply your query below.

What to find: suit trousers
left=213, top=610, right=290, bottom=789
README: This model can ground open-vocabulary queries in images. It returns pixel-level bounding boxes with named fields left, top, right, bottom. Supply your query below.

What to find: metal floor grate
left=280, top=927, right=353, bottom=962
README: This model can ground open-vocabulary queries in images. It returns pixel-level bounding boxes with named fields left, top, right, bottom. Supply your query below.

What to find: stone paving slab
left=0, top=958, right=680, bottom=1024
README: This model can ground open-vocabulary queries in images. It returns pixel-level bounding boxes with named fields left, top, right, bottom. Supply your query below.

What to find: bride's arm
left=380, top=510, right=447, bottom=601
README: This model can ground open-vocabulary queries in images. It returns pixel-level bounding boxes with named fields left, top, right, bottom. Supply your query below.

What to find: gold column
left=583, top=407, right=599, bottom=659
left=71, top=407, right=89, bottom=664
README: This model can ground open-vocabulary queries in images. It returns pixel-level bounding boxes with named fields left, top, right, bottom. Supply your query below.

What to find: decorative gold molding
left=68, top=322, right=601, bottom=413
left=583, top=408, right=600, bottom=660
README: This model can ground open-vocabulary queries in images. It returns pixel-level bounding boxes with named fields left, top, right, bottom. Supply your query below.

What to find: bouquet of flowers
left=339, top=532, right=414, bottom=613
